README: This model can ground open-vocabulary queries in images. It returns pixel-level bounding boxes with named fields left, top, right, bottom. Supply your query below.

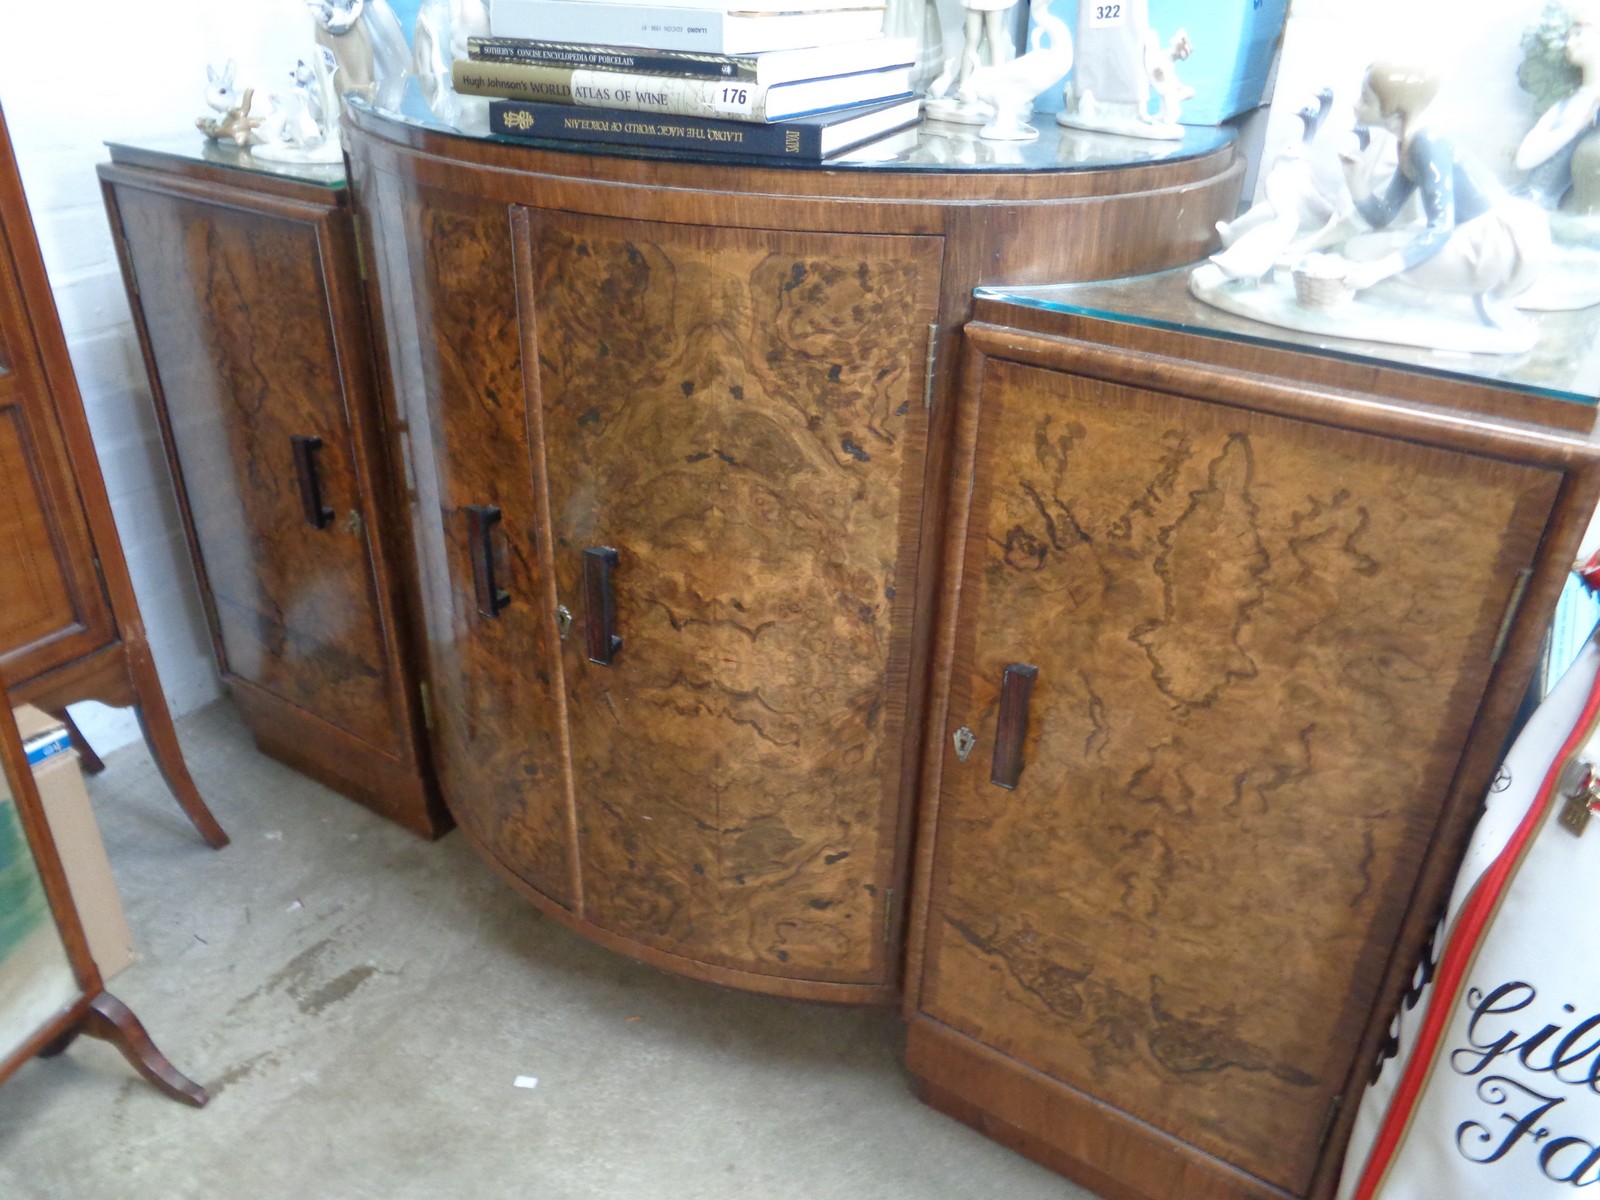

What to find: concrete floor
left=0, top=701, right=1089, bottom=1200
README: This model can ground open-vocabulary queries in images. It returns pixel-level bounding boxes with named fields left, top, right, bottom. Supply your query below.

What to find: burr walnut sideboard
left=97, top=140, right=446, bottom=839
left=92, top=108, right=1600, bottom=1200
left=342, top=107, right=1243, bottom=1005
left=0, top=105, right=226, bottom=848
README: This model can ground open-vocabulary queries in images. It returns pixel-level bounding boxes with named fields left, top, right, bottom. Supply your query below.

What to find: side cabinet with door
left=346, top=107, right=1242, bottom=1002
left=97, top=141, right=443, bottom=838
left=904, top=290, right=1600, bottom=1200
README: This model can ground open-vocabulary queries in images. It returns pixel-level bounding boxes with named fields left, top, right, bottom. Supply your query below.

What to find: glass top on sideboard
left=103, top=134, right=346, bottom=188
left=981, top=267, right=1600, bottom=410
left=354, top=94, right=1233, bottom=174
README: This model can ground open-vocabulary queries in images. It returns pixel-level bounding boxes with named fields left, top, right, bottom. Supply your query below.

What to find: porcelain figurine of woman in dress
left=1516, top=7, right=1600, bottom=215
left=1334, top=62, right=1548, bottom=325
left=925, top=0, right=1017, bottom=124
left=884, top=0, right=946, bottom=94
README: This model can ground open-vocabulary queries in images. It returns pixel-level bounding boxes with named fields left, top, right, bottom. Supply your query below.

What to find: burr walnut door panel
left=526, top=212, right=942, bottom=985
left=110, top=186, right=401, bottom=755
left=0, top=215, right=115, bottom=683
left=369, top=184, right=573, bottom=906
left=915, top=357, right=1562, bottom=1195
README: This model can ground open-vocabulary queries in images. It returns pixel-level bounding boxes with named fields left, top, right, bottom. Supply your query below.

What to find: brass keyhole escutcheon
left=953, top=726, right=976, bottom=763
left=556, top=604, right=573, bottom=640
left=343, top=510, right=363, bottom=537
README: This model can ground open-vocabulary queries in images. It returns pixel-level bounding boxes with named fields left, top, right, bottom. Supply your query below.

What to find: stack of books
left=456, top=0, right=921, bottom=162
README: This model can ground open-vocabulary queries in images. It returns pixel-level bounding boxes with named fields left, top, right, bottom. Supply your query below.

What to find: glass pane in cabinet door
left=0, top=771, right=76, bottom=1058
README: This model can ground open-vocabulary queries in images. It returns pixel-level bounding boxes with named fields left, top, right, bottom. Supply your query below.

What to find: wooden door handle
left=465, top=504, right=511, bottom=619
left=290, top=435, right=334, bottom=530
left=990, top=663, right=1039, bottom=789
left=583, top=546, right=622, bottom=665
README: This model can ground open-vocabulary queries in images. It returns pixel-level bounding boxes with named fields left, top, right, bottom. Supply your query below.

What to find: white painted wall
left=0, top=1, right=322, bottom=752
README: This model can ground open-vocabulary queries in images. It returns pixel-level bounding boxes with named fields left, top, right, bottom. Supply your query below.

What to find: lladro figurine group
left=1193, top=2, right=1600, bottom=355
left=922, top=0, right=1192, bottom=141
left=196, top=0, right=415, bottom=162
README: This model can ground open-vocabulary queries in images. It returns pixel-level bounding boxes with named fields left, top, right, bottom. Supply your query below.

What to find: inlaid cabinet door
left=914, top=355, right=1564, bottom=1196
left=0, top=217, right=114, bottom=681
left=525, top=211, right=942, bottom=987
left=367, top=183, right=574, bottom=906
left=110, top=185, right=402, bottom=756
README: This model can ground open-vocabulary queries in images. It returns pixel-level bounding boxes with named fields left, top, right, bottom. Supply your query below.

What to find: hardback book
left=466, top=35, right=917, bottom=86
left=487, top=94, right=920, bottom=160
left=453, top=58, right=914, bottom=122
left=489, top=1, right=887, bottom=55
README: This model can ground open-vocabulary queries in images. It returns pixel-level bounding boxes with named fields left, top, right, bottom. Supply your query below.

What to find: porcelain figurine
left=1334, top=62, right=1548, bottom=326
left=1057, top=0, right=1188, bottom=140
left=307, top=0, right=412, bottom=113
left=1191, top=62, right=1553, bottom=355
left=254, top=56, right=344, bottom=163
left=925, top=0, right=1019, bottom=125
left=202, top=60, right=241, bottom=117
left=966, top=0, right=1073, bottom=140
left=196, top=68, right=264, bottom=148
left=1510, top=5, right=1600, bottom=310
left=1209, top=90, right=1339, bottom=281
left=885, top=0, right=945, bottom=94
left=414, top=0, right=492, bottom=132
left=1145, top=29, right=1194, bottom=128
left=1516, top=6, right=1600, bottom=216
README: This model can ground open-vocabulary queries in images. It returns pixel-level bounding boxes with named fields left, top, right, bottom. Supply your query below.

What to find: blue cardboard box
left=1028, top=0, right=1287, bottom=125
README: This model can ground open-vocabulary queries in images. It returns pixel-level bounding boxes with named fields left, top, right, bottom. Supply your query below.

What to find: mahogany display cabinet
left=1, top=104, right=226, bottom=849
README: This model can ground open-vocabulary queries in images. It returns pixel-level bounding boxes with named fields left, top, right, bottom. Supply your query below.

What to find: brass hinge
left=418, top=681, right=433, bottom=731
left=1490, top=568, right=1533, bottom=664
left=351, top=211, right=370, bottom=283
left=922, top=324, right=938, bottom=410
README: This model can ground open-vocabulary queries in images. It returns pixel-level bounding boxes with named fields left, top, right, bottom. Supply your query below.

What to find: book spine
left=489, top=99, right=822, bottom=159
left=467, top=37, right=755, bottom=81
left=456, top=60, right=781, bottom=121
left=490, top=2, right=729, bottom=53
left=23, top=730, right=71, bottom=767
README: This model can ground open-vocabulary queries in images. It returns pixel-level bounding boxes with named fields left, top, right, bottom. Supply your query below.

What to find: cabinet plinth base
left=457, top=822, right=899, bottom=1006
left=906, top=1017, right=1293, bottom=1200
left=231, top=684, right=447, bottom=841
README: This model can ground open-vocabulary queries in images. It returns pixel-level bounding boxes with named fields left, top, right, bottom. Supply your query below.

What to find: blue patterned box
left=1028, top=0, right=1287, bottom=125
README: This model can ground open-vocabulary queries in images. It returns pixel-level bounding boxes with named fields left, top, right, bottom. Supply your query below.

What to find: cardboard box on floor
left=13, top=704, right=137, bottom=981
